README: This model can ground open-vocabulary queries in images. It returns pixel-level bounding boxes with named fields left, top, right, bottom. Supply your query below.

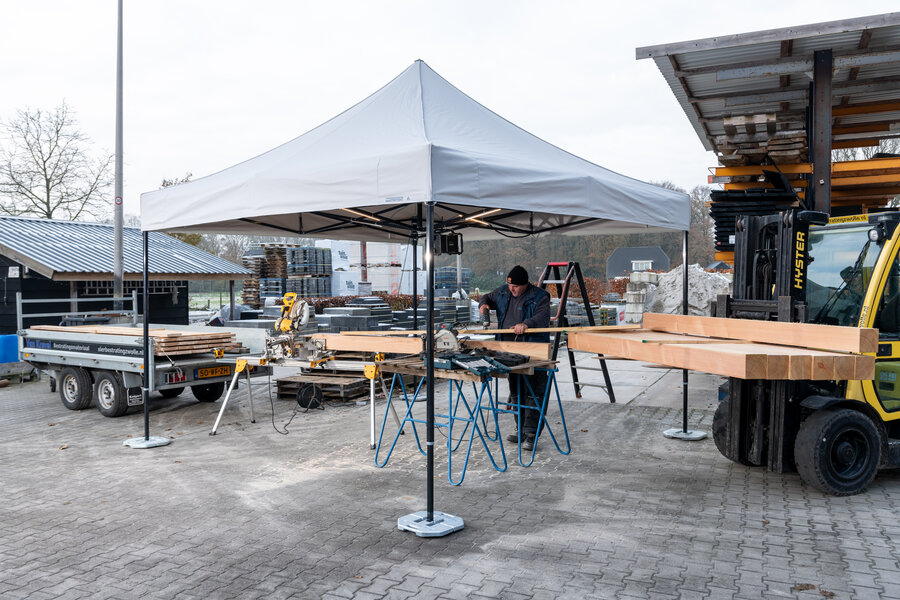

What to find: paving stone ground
left=3, top=361, right=900, bottom=599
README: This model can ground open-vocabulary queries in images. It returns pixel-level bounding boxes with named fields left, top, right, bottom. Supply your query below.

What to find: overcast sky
left=2, top=1, right=897, bottom=220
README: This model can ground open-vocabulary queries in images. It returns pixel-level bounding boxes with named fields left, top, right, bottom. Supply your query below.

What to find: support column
left=812, top=49, right=833, bottom=215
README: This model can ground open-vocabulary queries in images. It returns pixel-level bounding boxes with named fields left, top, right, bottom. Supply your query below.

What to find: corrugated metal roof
left=0, top=216, right=248, bottom=280
left=637, top=12, right=900, bottom=153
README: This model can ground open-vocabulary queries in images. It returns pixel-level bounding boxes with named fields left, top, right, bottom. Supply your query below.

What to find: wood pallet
left=276, top=373, right=369, bottom=400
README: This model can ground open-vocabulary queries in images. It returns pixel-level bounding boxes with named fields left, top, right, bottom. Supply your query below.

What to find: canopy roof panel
left=141, top=61, right=689, bottom=239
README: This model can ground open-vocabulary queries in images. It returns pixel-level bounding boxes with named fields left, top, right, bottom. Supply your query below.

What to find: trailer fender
left=122, top=371, right=142, bottom=388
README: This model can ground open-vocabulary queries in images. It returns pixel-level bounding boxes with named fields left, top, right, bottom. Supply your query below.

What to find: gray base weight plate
left=398, top=511, right=464, bottom=537
left=123, top=436, right=173, bottom=449
left=663, top=428, right=708, bottom=441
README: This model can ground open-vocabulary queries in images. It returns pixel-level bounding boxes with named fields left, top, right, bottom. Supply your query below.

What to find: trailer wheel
left=192, top=382, right=225, bottom=402
left=94, top=371, right=129, bottom=417
left=794, top=409, right=881, bottom=496
left=159, top=387, right=184, bottom=399
left=58, top=367, right=92, bottom=410
left=712, top=399, right=756, bottom=466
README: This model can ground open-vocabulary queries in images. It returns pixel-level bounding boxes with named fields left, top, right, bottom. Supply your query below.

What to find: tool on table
left=434, top=323, right=462, bottom=352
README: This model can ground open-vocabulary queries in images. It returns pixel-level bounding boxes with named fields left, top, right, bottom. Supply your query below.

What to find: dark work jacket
left=483, top=284, right=550, bottom=343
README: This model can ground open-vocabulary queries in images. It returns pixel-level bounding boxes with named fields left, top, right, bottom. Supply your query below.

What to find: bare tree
left=0, top=102, right=112, bottom=220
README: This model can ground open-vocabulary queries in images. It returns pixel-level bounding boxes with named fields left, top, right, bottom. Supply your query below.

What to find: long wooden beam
left=641, top=313, right=877, bottom=354
left=338, top=324, right=640, bottom=336
left=567, top=330, right=874, bottom=381
left=311, top=334, right=423, bottom=354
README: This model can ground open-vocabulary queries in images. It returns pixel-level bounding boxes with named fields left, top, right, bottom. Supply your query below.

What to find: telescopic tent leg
left=397, top=200, right=463, bottom=538
left=664, top=230, right=706, bottom=442
left=123, top=229, right=170, bottom=449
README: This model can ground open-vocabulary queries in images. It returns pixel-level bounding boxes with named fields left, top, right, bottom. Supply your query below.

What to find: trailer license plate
left=196, top=366, right=230, bottom=379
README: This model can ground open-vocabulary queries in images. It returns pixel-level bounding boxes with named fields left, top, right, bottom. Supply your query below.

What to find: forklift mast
left=715, top=209, right=828, bottom=472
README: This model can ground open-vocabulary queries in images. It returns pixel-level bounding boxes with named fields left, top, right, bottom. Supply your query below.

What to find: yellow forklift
left=713, top=208, right=900, bottom=495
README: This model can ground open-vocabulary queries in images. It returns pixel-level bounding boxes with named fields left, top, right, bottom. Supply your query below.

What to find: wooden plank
left=338, top=325, right=640, bottom=336
left=567, top=331, right=861, bottom=380
left=461, top=340, right=551, bottom=360
left=641, top=313, right=877, bottom=354
left=312, top=334, right=423, bottom=354
left=568, top=331, right=770, bottom=379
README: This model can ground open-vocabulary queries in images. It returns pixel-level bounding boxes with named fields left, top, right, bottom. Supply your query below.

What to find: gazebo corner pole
left=412, top=232, right=418, bottom=330
left=143, top=231, right=150, bottom=441
left=397, top=201, right=463, bottom=537
left=121, top=230, right=171, bottom=449
left=425, top=201, right=435, bottom=521
left=663, top=229, right=706, bottom=442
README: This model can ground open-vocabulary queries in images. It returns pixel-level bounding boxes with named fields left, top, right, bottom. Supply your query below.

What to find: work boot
left=522, top=435, right=535, bottom=451
left=506, top=432, right=520, bottom=443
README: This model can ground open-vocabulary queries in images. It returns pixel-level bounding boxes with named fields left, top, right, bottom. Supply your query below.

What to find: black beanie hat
left=507, top=265, right=529, bottom=285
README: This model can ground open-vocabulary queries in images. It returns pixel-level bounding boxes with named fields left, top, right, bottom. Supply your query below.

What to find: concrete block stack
left=625, top=271, right=659, bottom=324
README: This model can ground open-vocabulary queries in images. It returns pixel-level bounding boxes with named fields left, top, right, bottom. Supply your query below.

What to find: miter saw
left=265, top=292, right=311, bottom=360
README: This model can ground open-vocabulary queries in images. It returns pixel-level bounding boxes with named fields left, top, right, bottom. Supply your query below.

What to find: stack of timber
left=240, top=253, right=265, bottom=307
left=567, top=314, right=876, bottom=381
left=29, top=325, right=245, bottom=357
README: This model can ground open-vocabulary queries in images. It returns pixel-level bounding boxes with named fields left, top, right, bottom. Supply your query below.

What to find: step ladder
left=537, top=261, right=616, bottom=402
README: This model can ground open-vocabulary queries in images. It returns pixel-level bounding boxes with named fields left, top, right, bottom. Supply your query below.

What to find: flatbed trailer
left=19, top=326, right=273, bottom=417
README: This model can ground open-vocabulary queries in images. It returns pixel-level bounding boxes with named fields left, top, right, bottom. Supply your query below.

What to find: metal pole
left=456, top=254, right=462, bottom=297
left=425, top=202, right=435, bottom=522
left=412, top=236, right=418, bottom=330
left=113, top=0, right=124, bottom=309
left=682, top=230, right=689, bottom=433
left=229, top=280, right=235, bottom=321
left=121, top=231, right=171, bottom=449
left=142, top=231, right=150, bottom=441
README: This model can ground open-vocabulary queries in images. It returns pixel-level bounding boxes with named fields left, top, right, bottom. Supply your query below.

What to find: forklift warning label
left=24, top=338, right=143, bottom=357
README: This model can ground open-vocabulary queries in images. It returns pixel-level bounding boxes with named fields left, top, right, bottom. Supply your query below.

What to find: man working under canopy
left=478, top=265, right=551, bottom=451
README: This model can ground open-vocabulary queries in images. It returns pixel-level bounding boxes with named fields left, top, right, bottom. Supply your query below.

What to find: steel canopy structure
left=138, top=60, right=690, bottom=535
left=637, top=12, right=900, bottom=155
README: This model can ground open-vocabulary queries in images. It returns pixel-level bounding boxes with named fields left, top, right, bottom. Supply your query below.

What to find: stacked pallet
left=276, top=373, right=369, bottom=401
left=241, top=254, right=265, bottom=307
left=716, top=111, right=807, bottom=167
left=567, top=314, right=876, bottom=381
left=30, top=325, right=245, bottom=357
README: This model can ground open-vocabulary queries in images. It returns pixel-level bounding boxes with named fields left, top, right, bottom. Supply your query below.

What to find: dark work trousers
left=508, top=369, right=549, bottom=437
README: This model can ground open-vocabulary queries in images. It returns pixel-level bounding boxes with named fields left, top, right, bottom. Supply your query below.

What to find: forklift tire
left=794, top=408, right=881, bottom=496
left=192, top=382, right=225, bottom=402
left=159, top=387, right=184, bottom=399
left=59, top=367, right=92, bottom=411
left=94, top=371, right=129, bottom=418
left=712, top=399, right=756, bottom=467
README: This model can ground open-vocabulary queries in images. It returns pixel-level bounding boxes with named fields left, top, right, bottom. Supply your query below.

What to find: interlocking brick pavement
left=3, top=368, right=900, bottom=599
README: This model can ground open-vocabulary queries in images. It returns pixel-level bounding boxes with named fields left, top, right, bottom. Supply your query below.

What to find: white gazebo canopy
left=141, top=60, right=688, bottom=239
